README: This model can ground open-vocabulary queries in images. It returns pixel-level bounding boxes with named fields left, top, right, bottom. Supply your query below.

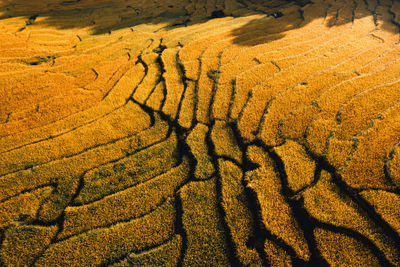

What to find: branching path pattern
left=1, top=0, right=400, bottom=265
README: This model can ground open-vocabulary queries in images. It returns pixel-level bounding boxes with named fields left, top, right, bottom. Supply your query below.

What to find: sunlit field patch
left=1, top=0, right=400, bottom=265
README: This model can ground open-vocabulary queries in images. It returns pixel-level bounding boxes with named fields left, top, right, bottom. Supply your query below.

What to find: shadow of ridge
left=0, top=0, right=317, bottom=36
left=231, top=1, right=400, bottom=46
left=0, top=0, right=195, bottom=35
left=0, top=0, right=398, bottom=45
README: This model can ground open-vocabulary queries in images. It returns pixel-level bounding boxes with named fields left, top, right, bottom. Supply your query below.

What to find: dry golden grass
left=1, top=0, right=400, bottom=265
left=259, top=70, right=356, bottom=147
left=264, top=239, right=292, bottom=266
left=237, top=36, right=367, bottom=144
left=325, top=138, right=354, bottom=169
left=387, top=144, right=400, bottom=187
left=196, top=57, right=218, bottom=124
left=259, top=40, right=384, bottom=146
left=162, top=47, right=186, bottom=120
left=0, top=187, right=53, bottom=228
left=180, top=178, right=230, bottom=266
left=0, top=60, right=146, bottom=151
left=59, top=158, right=189, bottom=240
left=0, top=12, right=157, bottom=138
left=0, top=116, right=169, bottom=203
left=74, top=132, right=179, bottom=205
left=192, top=35, right=237, bottom=123
left=274, top=140, right=316, bottom=192
left=146, top=81, right=165, bottom=112
left=37, top=174, right=82, bottom=222
left=219, top=159, right=263, bottom=265
left=361, top=190, right=400, bottom=236
left=0, top=102, right=151, bottom=176
left=314, top=227, right=380, bottom=266
left=279, top=105, right=319, bottom=143
left=334, top=80, right=400, bottom=141
left=305, top=118, right=336, bottom=156
left=178, top=80, right=196, bottom=129
left=36, top=198, right=176, bottom=266
left=211, top=120, right=242, bottom=163
left=111, top=235, right=182, bottom=267
left=302, top=170, right=400, bottom=264
left=325, top=80, right=400, bottom=169
left=132, top=53, right=160, bottom=105
left=1, top=225, right=58, bottom=266
left=230, top=62, right=279, bottom=119
left=186, top=123, right=214, bottom=180
left=339, top=102, right=400, bottom=189
left=246, top=145, right=310, bottom=261
left=164, top=16, right=237, bottom=48
left=0, top=116, right=170, bottom=226
left=315, top=59, right=400, bottom=124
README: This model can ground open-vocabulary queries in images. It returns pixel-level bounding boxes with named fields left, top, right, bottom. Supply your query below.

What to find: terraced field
left=1, top=0, right=400, bottom=265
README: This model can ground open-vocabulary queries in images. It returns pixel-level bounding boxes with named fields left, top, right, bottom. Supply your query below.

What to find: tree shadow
left=0, top=0, right=398, bottom=44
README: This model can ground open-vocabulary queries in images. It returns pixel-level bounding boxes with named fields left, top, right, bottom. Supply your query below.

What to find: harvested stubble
left=1, top=0, right=400, bottom=265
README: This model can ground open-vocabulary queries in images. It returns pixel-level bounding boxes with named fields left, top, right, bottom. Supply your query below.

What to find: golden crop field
left=1, top=0, right=400, bottom=265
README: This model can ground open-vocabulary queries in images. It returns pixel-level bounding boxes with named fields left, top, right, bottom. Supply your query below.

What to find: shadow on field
left=0, top=0, right=192, bottom=34
left=231, top=0, right=400, bottom=46
left=0, top=0, right=398, bottom=44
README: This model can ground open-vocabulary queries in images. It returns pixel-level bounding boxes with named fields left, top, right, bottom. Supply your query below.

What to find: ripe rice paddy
left=1, top=0, right=400, bottom=265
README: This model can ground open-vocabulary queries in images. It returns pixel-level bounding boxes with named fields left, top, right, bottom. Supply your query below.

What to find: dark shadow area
left=231, top=0, right=400, bottom=46
left=0, top=0, right=399, bottom=44
left=0, top=0, right=194, bottom=35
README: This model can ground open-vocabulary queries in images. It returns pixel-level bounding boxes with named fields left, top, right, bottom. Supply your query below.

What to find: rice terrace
left=1, top=0, right=400, bottom=265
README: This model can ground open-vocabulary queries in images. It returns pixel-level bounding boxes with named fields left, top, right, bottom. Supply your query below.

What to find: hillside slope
left=1, top=0, right=400, bottom=265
